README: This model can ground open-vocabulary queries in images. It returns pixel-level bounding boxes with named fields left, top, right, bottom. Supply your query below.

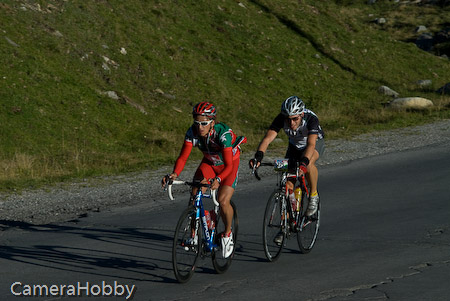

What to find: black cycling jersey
left=269, top=109, right=324, bottom=151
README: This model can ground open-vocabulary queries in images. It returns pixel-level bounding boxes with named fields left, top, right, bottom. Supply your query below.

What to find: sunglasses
left=194, top=120, right=213, bottom=127
left=287, top=116, right=300, bottom=122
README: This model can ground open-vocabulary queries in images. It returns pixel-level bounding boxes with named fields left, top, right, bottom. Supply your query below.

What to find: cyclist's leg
left=192, top=160, right=215, bottom=202
left=216, top=160, right=239, bottom=258
left=216, top=158, right=239, bottom=234
left=305, top=139, right=325, bottom=216
left=285, top=145, right=299, bottom=191
left=307, top=149, right=319, bottom=193
left=218, top=185, right=234, bottom=234
left=306, top=138, right=324, bottom=194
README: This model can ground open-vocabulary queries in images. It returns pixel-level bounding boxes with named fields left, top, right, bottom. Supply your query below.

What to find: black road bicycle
left=253, top=159, right=320, bottom=262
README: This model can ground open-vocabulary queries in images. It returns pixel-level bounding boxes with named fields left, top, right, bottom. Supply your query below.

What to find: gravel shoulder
left=1, top=120, right=449, bottom=225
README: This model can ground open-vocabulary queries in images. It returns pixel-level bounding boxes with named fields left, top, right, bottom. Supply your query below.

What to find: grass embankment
left=0, top=0, right=449, bottom=190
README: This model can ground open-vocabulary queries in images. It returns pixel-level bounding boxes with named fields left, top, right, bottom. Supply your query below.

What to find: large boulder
left=389, top=97, right=433, bottom=109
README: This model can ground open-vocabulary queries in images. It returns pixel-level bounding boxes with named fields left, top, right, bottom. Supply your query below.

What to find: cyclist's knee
left=310, top=150, right=320, bottom=164
left=218, top=186, right=234, bottom=205
left=218, top=195, right=232, bottom=207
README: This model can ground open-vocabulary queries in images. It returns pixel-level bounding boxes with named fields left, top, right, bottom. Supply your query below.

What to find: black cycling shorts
left=285, top=139, right=325, bottom=170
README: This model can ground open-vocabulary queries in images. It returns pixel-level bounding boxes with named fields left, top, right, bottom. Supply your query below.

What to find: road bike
left=165, top=179, right=238, bottom=283
left=253, top=159, right=320, bottom=262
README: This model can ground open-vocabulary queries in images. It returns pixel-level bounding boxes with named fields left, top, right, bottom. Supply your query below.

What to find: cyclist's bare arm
left=304, top=134, right=318, bottom=162
left=257, top=129, right=278, bottom=153
left=250, top=129, right=278, bottom=168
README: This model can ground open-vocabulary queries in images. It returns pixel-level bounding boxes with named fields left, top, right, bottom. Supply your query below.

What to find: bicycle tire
left=212, top=200, right=239, bottom=273
left=172, top=206, right=200, bottom=283
left=297, top=193, right=320, bottom=254
left=262, top=190, right=285, bottom=262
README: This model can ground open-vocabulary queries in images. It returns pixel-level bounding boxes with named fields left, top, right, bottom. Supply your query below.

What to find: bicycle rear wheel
left=212, top=200, right=239, bottom=273
left=263, top=190, right=285, bottom=262
left=172, top=206, right=200, bottom=283
left=297, top=195, right=320, bottom=254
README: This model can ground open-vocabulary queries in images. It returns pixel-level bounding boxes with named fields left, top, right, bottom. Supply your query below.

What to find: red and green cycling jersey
left=173, top=122, right=246, bottom=178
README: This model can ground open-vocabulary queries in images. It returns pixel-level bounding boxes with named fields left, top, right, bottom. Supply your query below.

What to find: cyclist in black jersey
left=250, top=96, right=325, bottom=217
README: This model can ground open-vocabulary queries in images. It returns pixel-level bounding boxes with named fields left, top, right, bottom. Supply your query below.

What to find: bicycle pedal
left=303, top=220, right=312, bottom=228
left=183, top=244, right=198, bottom=252
left=289, top=221, right=298, bottom=232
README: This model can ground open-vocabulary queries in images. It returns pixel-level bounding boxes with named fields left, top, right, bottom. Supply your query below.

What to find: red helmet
left=192, top=102, right=216, bottom=119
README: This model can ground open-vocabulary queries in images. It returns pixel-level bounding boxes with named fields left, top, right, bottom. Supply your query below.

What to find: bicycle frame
left=284, top=171, right=309, bottom=232
left=254, top=162, right=310, bottom=232
left=194, top=189, right=218, bottom=252
left=168, top=180, right=219, bottom=253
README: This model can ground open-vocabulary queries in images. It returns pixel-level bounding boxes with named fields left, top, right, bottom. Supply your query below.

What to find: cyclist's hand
left=299, top=163, right=308, bottom=176
left=210, top=177, right=220, bottom=190
left=161, top=173, right=177, bottom=188
left=250, top=150, right=264, bottom=169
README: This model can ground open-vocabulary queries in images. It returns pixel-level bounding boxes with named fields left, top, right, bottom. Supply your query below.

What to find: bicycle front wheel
left=172, top=206, right=200, bottom=283
left=297, top=196, right=320, bottom=254
left=212, top=200, right=239, bottom=273
left=262, top=190, right=285, bottom=262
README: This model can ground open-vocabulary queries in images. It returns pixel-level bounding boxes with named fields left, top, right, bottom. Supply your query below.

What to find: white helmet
left=281, top=96, right=305, bottom=116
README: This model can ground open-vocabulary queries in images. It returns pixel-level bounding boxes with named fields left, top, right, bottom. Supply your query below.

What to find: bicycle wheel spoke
left=263, top=191, right=285, bottom=262
left=297, top=200, right=320, bottom=254
left=172, top=207, right=200, bottom=283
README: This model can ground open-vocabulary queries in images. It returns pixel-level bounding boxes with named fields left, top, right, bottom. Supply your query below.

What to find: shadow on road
left=0, top=219, right=177, bottom=283
left=0, top=220, right=288, bottom=284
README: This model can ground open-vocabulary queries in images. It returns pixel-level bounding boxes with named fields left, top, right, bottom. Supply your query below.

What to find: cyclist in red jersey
left=162, top=101, right=246, bottom=258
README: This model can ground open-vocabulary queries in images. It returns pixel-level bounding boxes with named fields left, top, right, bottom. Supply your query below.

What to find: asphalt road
left=1, top=141, right=449, bottom=300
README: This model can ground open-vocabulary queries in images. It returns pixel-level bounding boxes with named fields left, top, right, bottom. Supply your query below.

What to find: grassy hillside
left=1, top=0, right=449, bottom=190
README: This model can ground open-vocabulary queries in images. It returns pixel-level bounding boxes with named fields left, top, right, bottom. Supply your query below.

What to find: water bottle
left=209, top=210, right=216, bottom=229
left=289, top=189, right=296, bottom=211
left=205, top=210, right=212, bottom=229
left=294, top=187, right=302, bottom=212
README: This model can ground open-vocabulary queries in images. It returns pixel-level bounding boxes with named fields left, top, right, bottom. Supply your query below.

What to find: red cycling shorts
left=194, top=158, right=240, bottom=189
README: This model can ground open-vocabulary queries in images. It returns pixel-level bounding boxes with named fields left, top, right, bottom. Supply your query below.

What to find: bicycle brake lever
left=252, top=164, right=262, bottom=181
left=162, top=175, right=173, bottom=191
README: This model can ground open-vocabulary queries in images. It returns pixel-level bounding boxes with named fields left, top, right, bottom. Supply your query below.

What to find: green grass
left=1, top=0, right=449, bottom=190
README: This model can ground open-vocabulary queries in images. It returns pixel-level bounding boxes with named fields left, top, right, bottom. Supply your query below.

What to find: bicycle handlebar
left=165, top=179, right=218, bottom=206
left=167, top=180, right=184, bottom=201
left=251, top=162, right=274, bottom=181
left=252, top=161, right=305, bottom=181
